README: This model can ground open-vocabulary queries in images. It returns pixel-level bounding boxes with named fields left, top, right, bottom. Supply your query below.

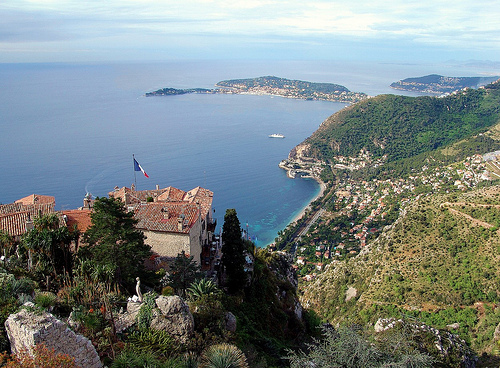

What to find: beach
left=289, top=177, right=327, bottom=225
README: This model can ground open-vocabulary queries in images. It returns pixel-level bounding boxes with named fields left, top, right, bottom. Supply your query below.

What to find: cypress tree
left=221, top=209, right=247, bottom=293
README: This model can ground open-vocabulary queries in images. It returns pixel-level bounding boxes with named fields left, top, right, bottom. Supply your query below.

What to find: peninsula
left=145, top=76, right=367, bottom=103
left=390, top=74, right=499, bottom=94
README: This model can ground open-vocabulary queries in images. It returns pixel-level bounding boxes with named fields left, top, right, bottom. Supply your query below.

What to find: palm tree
left=199, top=344, right=248, bottom=368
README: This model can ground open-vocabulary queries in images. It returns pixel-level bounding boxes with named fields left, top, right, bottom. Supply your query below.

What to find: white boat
left=269, top=133, right=285, bottom=138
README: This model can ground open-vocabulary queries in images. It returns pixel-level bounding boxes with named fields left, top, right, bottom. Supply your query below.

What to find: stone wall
left=5, top=304, right=102, bottom=368
left=144, top=227, right=202, bottom=264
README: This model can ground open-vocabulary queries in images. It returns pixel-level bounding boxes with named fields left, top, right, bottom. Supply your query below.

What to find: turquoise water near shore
left=1, top=60, right=492, bottom=245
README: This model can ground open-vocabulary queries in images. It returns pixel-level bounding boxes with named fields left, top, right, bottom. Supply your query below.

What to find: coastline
left=289, top=176, right=326, bottom=225
left=263, top=172, right=326, bottom=247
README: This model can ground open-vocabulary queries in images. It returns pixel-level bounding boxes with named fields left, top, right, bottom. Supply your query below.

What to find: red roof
left=15, top=194, right=55, bottom=206
left=134, top=202, right=199, bottom=234
left=109, top=185, right=214, bottom=221
left=0, top=201, right=56, bottom=237
left=62, top=209, right=92, bottom=233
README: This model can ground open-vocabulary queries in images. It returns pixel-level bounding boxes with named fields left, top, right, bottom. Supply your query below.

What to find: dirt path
left=441, top=202, right=496, bottom=229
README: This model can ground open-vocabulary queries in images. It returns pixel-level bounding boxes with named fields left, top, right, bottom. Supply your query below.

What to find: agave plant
left=187, top=278, right=219, bottom=300
left=199, top=343, right=248, bottom=368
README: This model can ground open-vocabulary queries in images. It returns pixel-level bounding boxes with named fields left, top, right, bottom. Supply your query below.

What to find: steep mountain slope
left=301, top=184, right=500, bottom=353
left=294, top=80, right=500, bottom=165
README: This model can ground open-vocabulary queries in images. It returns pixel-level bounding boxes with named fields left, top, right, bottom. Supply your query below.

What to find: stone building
left=109, top=185, right=216, bottom=265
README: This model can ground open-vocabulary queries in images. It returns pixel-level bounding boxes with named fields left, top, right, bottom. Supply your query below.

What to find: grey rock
left=150, top=296, right=194, bottom=344
left=225, top=312, right=237, bottom=332
left=5, top=305, right=102, bottom=368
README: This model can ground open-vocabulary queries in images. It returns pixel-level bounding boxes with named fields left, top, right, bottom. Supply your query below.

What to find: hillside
left=301, top=185, right=500, bottom=354
left=390, top=74, right=500, bottom=94
left=277, top=80, right=500, bottom=364
left=293, top=80, right=500, bottom=168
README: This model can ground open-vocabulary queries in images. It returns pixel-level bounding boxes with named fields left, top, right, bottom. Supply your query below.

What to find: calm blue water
left=1, top=60, right=495, bottom=245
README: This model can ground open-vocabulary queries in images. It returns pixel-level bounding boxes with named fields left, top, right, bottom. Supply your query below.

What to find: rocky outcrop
left=115, top=301, right=142, bottom=333
left=5, top=303, right=102, bottom=368
left=375, top=318, right=476, bottom=368
left=150, top=296, right=194, bottom=344
left=115, top=296, right=195, bottom=344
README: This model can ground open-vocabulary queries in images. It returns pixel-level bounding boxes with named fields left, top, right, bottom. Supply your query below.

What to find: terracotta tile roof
left=134, top=202, right=199, bottom=234
left=108, top=186, right=213, bottom=220
left=0, top=202, right=56, bottom=237
left=156, top=187, right=187, bottom=202
left=0, top=203, right=25, bottom=215
left=62, top=209, right=93, bottom=233
left=109, top=186, right=188, bottom=204
left=15, top=194, right=56, bottom=206
left=0, top=211, right=33, bottom=237
left=184, top=186, right=214, bottom=219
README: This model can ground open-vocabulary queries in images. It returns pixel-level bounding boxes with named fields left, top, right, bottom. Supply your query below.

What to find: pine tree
left=79, top=197, right=152, bottom=292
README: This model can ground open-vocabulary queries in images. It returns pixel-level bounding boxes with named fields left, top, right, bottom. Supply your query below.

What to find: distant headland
left=145, top=76, right=368, bottom=103
left=390, top=74, right=500, bottom=94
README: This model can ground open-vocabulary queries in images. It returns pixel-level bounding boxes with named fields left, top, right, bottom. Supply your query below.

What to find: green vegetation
left=390, top=74, right=499, bottom=94
left=305, top=80, right=500, bottom=171
left=220, top=209, right=247, bottom=294
left=287, top=324, right=435, bottom=368
left=79, top=197, right=154, bottom=293
left=301, top=186, right=500, bottom=356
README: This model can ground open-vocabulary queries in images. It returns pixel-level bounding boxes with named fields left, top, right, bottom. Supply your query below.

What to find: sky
left=1, top=0, right=499, bottom=63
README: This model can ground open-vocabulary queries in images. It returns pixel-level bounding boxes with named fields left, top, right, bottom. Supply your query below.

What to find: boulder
left=225, top=312, right=237, bottom=332
left=150, top=296, right=194, bottom=344
left=5, top=304, right=102, bottom=368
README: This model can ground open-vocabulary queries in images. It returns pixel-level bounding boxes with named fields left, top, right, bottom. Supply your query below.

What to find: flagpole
left=133, top=154, right=137, bottom=191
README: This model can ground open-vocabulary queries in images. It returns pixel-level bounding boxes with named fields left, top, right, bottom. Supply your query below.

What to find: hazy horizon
left=1, top=1, right=499, bottom=66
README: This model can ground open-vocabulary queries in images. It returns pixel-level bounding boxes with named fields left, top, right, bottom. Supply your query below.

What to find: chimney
left=25, top=213, right=34, bottom=232
left=156, top=184, right=159, bottom=190
left=177, top=217, right=183, bottom=231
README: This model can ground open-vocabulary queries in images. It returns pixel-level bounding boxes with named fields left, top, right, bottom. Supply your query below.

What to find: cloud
left=0, top=0, right=499, bottom=62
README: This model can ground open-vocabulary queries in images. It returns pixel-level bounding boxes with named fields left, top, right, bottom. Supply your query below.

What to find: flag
left=134, top=158, right=149, bottom=178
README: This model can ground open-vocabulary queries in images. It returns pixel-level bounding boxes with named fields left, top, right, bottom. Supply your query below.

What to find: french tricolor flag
left=134, top=158, right=149, bottom=178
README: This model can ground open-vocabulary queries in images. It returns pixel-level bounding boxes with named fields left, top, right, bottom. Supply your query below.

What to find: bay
left=0, top=60, right=494, bottom=246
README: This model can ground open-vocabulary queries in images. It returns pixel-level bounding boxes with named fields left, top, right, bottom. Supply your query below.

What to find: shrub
left=199, top=343, right=249, bottom=368
left=110, top=350, right=164, bottom=368
left=34, top=291, right=57, bottom=310
left=136, top=291, right=157, bottom=331
left=162, top=286, right=174, bottom=296
left=187, top=279, right=219, bottom=300
left=1, top=344, right=80, bottom=368
left=126, top=329, right=178, bottom=358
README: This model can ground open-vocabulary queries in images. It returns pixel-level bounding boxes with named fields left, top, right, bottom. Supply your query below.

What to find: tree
left=19, top=214, right=76, bottom=288
left=220, top=209, right=247, bottom=294
left=168, top=250, right=202, bottom=297
left=79, top=197, right=153, bottom=292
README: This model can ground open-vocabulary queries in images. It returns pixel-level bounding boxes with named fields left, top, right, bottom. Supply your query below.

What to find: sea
left=1, top=60, right=497, bottom=246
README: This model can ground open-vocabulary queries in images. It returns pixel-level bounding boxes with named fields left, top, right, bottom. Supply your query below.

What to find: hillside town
left=0, top=185, right=222, bottom=274
left=279, top=148, right=498, bottom=281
